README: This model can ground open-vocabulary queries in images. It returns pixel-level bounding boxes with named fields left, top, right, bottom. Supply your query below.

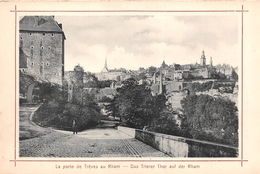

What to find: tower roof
left=19, top=16, right=66, bottom=39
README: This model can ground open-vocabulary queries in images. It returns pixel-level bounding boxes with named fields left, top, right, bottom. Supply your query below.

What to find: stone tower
left=19, top=16, right=66, bottom=86
left=159, top=70, right=163, bottom=95
left=200, top=51, right=206, bottom=66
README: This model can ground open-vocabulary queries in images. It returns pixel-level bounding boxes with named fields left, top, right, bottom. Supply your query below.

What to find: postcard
left=0, top=2, right=259, bottom=174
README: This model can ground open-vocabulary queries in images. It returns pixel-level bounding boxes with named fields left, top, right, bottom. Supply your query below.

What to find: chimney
left=58, top=23, right=62, bottom=29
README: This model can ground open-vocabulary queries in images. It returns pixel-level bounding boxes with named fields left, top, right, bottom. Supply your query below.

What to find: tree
left=135, top=72, right=146, bottom=81
left=33, top=64, right=100, bottom=131
left=147, top=66, right=157, bottom=76
left=181, top=94, right=238, bottom=146
left=231, top=69, right=238, bottom=81
left=106, top=78, right=166, bottom=129
left=98, top=80, right=112, bottom=88
left=84, top=72, right=99, bottom=88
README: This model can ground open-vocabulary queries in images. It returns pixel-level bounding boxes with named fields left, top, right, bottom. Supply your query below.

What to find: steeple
left=210, top=56, right=213, bottom=67
left=101, top=57, right=109, bottom=73
left=200, top=50, right=206, bottom=66
left=104, top=57, right=108, bottom=69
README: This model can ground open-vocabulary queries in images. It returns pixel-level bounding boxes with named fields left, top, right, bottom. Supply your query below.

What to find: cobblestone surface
left=19, top=106, right=169, bottom=158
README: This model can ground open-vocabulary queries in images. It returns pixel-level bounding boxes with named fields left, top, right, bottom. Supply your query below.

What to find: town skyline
left=55, top=15, right=240, bottom=73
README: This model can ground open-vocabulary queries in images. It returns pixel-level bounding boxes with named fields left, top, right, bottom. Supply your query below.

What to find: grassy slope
left=19, top=111, right=52, bottom=140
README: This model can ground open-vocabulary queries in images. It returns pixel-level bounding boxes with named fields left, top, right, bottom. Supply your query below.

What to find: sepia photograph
left=19, top=14, right=239, bottom=158
left=1, top=2, right=260, bottom=174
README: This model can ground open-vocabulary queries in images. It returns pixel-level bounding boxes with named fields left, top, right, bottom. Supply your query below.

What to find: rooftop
left=19, top=16, right=66, bottom=39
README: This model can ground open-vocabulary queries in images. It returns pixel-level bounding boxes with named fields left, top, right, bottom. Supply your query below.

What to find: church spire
left=104, top=57, right=108, bottom=69
left=101, top=57, right=109, bottom=73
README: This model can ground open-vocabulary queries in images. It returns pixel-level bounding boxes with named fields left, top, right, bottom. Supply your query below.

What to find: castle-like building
left=64, top=65, right=84, bottom=104
left=19, top=16, right=66, bottom=86
left=181, top=51, right=215, bottom=79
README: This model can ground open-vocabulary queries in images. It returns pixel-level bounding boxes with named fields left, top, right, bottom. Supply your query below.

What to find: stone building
left=181, top=51, right=215, bottom=79
left=64, top=65, right=84, bottom=104
left=96, top=58, right=126, bottom=81
left=19, top=16, right=66, bottom=86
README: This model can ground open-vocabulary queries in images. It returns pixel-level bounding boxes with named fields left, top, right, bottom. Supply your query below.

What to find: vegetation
left=212, top=82, right=235, bottom=93
left=105, top=78, right=166, bottom=129
left=191, top=81, right=213, bottom=92
left=84, top=71, right=115, bottom=88
left=33, top=65, right=100, bottom=131
left=181, top=94, right=238, bottom=146
left=103, top=76, right=238, bottom=147
left=147, top=66, right=157, bottom=76
left=148, top=107, right=190, bottom=138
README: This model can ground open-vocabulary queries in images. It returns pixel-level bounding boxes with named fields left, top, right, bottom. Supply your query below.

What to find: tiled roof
left=19, top=16, right=65, bottom=38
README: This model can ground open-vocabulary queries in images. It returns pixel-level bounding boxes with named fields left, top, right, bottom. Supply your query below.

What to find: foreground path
left=19, top=105, right=169, bottom=158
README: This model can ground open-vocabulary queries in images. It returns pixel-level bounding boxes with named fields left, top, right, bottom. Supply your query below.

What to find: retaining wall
left=118, top=126, right=238, bottom=157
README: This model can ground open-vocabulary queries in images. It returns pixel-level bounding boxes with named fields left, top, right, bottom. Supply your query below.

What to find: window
left=29, top=33, right=32, bottom=36
left=41, top=62, right=44, bottom=65
left=31, top=62, right=34, bottom=66
left=46, top=62, right=49, bottom=66
left=48, top=46, right=51, bottom=49
left=51, top=33, right=54, bottom=37
left=30, top=46, right=34, bottom=49
left=20, top=37, right=22, bottom=40
left=43, top=33, right=45, bottom=36
left=41, top=46, right=44, bottom=49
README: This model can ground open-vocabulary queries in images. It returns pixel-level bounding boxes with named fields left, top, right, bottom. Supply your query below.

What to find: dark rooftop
left=19, top=16, right=66, bottom=39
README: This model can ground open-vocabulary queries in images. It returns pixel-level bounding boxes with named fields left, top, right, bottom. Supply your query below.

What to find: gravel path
left=19, top=105, right=169, bottom=158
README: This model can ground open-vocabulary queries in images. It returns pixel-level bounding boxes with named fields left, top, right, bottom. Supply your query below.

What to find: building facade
left=19, top=16, right=66, bottom=86
left=96, top=58, right=126, bottom=81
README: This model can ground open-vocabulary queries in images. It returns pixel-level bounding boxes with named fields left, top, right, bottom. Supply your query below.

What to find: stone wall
left=135, top=130, right=189, bottom=157
left=20, top=32, right=64, bottom=85
left=118, top=126, right=238, bottom=157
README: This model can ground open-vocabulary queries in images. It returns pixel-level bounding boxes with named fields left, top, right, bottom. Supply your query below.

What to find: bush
left=181, top=94, right=238, bottom=147
left=33, top=81, right=100, bottom=131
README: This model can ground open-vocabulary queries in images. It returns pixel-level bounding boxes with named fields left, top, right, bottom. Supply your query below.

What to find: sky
left=55, top=15, right=240, bottom=73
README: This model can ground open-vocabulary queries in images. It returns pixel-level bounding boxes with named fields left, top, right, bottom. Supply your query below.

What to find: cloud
left=56, top=15, right=239, bottom=72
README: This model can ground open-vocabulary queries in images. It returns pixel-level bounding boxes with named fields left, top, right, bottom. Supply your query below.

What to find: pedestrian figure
left=72, top=119, right=77, bottom=134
